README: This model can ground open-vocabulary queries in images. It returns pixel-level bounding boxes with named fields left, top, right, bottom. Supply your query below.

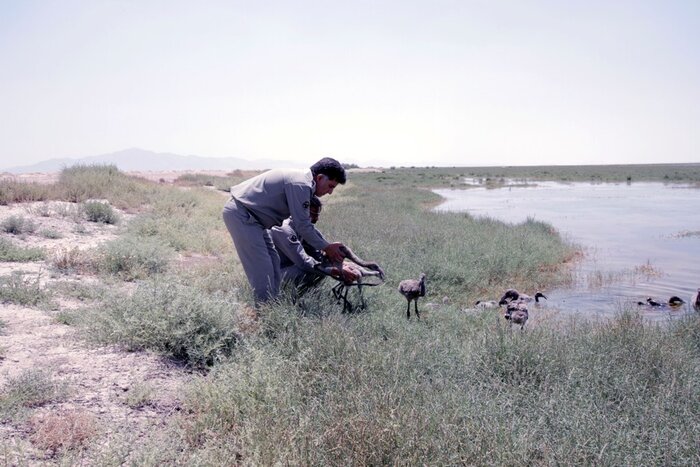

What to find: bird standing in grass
left=398, top=273, right=426, bottom=320
left=504, top=301, right=529, bottom=330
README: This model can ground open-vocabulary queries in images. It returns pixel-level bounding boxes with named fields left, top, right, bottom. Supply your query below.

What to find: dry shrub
left=30, top=410, right=97, bottom=453
left=51, top=247, right=95, bottom=275
left=0, top=179, right=51, bottom=205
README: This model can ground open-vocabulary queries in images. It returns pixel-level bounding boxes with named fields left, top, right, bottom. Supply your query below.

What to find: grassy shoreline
left=358, top=162, right=700, bottom=186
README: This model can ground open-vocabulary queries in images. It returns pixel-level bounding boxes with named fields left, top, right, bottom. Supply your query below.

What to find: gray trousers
left=281, top=265, right=325, bottom=288
left=222, top=198, right=281, bottom=303
left=280, top=265, right=326, bottom=300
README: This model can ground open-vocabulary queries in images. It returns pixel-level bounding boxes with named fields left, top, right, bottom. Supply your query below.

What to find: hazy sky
left=1, top=0, right=698, bottom=168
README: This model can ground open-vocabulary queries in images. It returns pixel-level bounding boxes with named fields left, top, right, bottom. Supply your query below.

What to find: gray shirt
left=230, top=169, right=329, bottom=251
left=271, top=218, right=327, bottom=273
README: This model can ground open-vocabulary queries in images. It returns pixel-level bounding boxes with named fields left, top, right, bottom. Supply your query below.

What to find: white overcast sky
left=1, top=0, right=698, bottom=168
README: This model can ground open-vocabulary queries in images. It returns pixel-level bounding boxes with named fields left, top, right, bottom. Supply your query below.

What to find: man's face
left=314, top=174, right=338, bottom=197
left=310, top=205, right=321, bottom=224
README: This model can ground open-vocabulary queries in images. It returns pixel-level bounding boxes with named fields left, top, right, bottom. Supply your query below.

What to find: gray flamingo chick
left=504, top=301, right=529, bottom=330
left=398, top=273, right=426, bottom=320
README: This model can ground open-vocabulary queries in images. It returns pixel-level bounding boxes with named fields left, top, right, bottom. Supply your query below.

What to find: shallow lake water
left=434, top=180, right=700, bottom=319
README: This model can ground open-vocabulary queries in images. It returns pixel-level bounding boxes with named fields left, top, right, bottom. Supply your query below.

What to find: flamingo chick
left=504, top=301, right=529, bottom=330
left=398, top=273, right=426, bottom=320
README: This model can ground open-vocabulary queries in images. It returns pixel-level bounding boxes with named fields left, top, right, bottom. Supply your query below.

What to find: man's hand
left=340, top=264, right=360, bottom=283
left=323, top=242, right=346, bottom=263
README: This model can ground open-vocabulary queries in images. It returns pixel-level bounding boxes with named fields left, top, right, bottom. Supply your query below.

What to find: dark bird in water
left=638, top=296, right=687, bottom=309
left=504, top=301, right=529, bottom=330
left=668, top=296, right=685, bottom=307
left=498, top=289, right=547, bottom=306
left=398, top=273, right=426, bottom=320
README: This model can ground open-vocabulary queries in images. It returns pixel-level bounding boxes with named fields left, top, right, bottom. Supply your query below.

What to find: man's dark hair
left=311, top=157, right=347, bottom=184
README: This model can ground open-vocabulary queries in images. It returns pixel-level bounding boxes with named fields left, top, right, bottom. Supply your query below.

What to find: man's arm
left=271, top=221, right=320, bottom=273
left=285, top=183, right=329, bottom=251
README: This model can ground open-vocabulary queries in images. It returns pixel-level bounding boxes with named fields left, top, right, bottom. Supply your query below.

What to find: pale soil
left=0, top=200, right=191, bottom=464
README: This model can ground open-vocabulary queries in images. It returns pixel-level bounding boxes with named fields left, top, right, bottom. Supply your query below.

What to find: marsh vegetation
left=0, top=164, right=698, bottom=464
left=435, top=177, right=700, bottom=319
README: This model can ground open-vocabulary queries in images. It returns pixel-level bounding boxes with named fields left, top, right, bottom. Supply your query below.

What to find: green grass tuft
left=0, top=238, right=45, bottom=262
left=95, top=236, right=174, bottom=280
left=0, top=272, right=48, bottom=306
left=0, top=369, right=68, bottom=422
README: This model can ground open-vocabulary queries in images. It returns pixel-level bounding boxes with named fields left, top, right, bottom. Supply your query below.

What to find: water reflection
left=434, top=181, right=700, bottom=319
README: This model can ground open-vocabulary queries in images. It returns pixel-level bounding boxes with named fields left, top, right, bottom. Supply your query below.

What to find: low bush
left=0, top=368, right=67, bottom=421
left=0, top=272, right=48, bottom=306
left=48, top=280, right=108, bottom=303
left=0, top=238, right=45, bottom=262
left=82, top=200, right=119, bottom=224
left=56, top=164, right=159, bottom=209
left=79, top=280, right=242, bottom=366
left=52, top=202, right=84, bottom=221
left=30, top=410, right=97, bottom=453
left=39, top=228, right=62, bottom=239
left=123, top=382, right=155, bottom=409
left=95, top=236, right=174, bottom=280
left=1, top=215, right=37, bottom=235
left=24, top=202, right=53, bottom=217
left=50, top=247, right=95, bottom=275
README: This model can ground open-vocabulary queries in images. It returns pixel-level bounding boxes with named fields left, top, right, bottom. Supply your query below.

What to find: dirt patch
left=0, top=198, right=191, bottom=463
left=0, top=201, right=132, bottom=251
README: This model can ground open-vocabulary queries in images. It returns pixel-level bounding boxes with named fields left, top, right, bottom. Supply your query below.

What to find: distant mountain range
left=2, top=148, right=307, bottom=173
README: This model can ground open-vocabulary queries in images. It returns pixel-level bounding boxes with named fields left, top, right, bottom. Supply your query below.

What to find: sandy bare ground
left=0, top=200, right=191, bottom=463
